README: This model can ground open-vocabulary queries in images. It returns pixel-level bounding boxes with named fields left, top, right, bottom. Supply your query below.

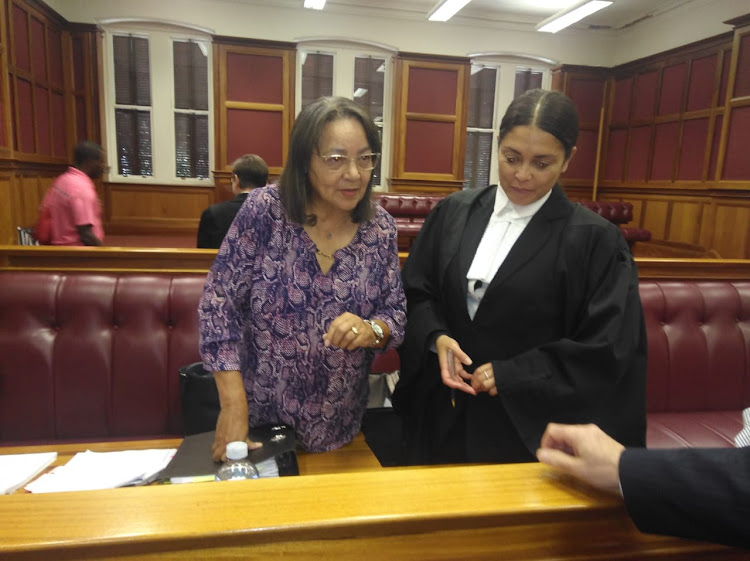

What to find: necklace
left=316, top=248, right=335, bottom=260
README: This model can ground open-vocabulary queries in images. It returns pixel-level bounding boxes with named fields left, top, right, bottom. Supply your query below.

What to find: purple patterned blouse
left=199, top=185, right=406, bottom=452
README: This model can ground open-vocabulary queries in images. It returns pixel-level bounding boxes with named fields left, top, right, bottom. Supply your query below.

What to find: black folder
left=160, top=424, right=299, bottom=483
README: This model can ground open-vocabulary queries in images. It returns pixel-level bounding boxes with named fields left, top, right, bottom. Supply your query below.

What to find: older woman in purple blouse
left=199, top=97, right=406, bottom=459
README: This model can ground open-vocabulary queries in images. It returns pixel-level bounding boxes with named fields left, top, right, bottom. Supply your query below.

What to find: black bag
left=179, top=362, right=220, bottom=436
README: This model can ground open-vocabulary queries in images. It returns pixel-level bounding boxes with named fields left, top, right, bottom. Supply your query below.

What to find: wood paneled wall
left=104, top=183, right=212, bottom=234
left=2, top=2, right=749, bottom=257
left=551, top=66, right=609, bottom=201
left=390, top=54, right=469, bottom=194
left=0, top=0, right=98, bottom=245
left=212, top=37, right=294, bottom=203
left=555, top=15, right=750, bottom=258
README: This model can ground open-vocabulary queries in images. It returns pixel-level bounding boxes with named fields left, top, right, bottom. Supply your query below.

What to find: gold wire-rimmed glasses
left=316, top=152, right=380, bottom=172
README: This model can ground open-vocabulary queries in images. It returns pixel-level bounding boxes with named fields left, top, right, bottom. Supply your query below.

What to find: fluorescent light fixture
left=536, top=0, right=612, bottom=33
left=304, top=0, right=326, bottom=9
left=428, top=0, right=473, bottom=22
left=353, top=88, right=368, bottom=98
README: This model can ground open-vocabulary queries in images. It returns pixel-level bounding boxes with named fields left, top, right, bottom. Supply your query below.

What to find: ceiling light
left=428, top=0, right=473, bottom=22
left=304, top=0, right=326, bottom=10
left=536, top=0, right=612, bottom=33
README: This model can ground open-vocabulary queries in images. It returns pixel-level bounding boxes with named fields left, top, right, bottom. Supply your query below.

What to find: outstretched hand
left=536, top=423, right=625, bottom=495
left=436, top=334, right=476, bottom=395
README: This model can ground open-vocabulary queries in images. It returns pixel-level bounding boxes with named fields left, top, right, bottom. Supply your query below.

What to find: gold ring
left=483, top=370, right=490, bottom=380
left=351, top=326, right=359, bottom=335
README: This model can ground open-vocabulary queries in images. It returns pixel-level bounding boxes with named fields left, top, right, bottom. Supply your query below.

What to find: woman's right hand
left=212, top=403, right=256, bottom=461
left=211, top=370, right=262, bottom=461
left=435, top=335, right=476, bottom=395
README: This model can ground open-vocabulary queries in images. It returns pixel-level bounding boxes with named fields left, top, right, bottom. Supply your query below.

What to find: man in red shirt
left=40, top=141, right=106, bottom=246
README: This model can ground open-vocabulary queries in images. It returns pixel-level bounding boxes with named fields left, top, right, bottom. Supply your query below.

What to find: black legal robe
left=393, top=184, right=647, bottom=465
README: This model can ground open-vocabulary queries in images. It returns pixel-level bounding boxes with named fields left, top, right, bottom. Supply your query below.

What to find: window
left=297, top=43, right=394, bottom=189
left=464, top=61, right=549, bottom=189
left=113, top=35, right=152, bottom=176
left=173, top=41, right=209, bottom=179
left=104, top=26, right=213, bottom=184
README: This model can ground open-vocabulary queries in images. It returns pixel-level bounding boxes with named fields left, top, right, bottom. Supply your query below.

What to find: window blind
left=113, top=36, right=151, bottom=106
left=115, top=108, right=152, bottom=176
left=464, top=67, right=496, bottom=189
left=174, top=40, right=209, bottom=178
left=301, top=53, right=333, bottom=109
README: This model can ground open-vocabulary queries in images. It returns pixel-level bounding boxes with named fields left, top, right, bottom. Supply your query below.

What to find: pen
left=448, top=349, right=456, bottom=408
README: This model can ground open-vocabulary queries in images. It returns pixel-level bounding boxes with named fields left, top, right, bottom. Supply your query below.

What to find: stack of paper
left=0, top=452, right=58, bottom=494
left=25, top=448, right=175, bottom=493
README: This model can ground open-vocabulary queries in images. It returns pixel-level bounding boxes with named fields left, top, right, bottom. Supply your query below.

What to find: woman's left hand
left=324, top=312, right=374, bottom=350
left=471, top=362, right=498, bottom=396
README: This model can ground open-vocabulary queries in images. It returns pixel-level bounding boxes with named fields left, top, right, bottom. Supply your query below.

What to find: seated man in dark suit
left=197, top=154, right=268, bottom=248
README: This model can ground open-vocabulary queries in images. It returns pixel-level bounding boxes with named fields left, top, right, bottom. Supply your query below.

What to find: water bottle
left=215, top=441, right=260, bottom=481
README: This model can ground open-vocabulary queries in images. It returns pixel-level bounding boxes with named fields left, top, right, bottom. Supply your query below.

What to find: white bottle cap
left=226, top=441, right=249, bottom=460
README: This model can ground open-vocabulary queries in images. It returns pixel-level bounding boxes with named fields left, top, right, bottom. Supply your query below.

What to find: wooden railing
left=2, top=246, right=749, bottom=281
left=0, top=246, right=217, bottom=273
left=0, top=437, right=744, bottom=560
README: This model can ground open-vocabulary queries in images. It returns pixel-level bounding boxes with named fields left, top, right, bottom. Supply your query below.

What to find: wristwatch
left=364, top=319, right=384, bottom=345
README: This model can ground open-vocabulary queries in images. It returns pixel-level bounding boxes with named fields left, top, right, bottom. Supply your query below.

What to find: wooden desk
left=0, top=437, right=744, bottom=560
left=0, top=433, right=382, bottom=478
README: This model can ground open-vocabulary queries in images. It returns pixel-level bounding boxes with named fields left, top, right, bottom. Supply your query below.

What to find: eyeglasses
left=316, top=153, right=380, bottom=172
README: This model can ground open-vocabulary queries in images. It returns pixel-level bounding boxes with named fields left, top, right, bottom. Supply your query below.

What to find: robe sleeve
left=396, top=198, right=453, bottom=387
left=494, top=219, right=647, bottom=448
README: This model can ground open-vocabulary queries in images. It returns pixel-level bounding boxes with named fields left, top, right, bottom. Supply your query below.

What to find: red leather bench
left=1, top=271, right=745, bottom=449
left=578, top=200, right=652, bottom=246
left=0, top=272, right=204, bottom=443
left=374, top=193, right=651, bottom=250
left=374, top=194, right=442, bottom=251
left=640, top=281, right=749, bottom=448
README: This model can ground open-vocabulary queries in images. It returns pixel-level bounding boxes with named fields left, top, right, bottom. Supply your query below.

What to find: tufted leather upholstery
left=374, top=194, right=443, bottom=251
left=0, top=272, right=205, bottom=443
left=640, top=281, right=750, bottom=447
left=577, top=201, right=651, bottom=245
left=2, top=272, right=746, bottom=448
left=374, top=193, right=650, bottom=250
left=577, top=200, right=633, bottom=224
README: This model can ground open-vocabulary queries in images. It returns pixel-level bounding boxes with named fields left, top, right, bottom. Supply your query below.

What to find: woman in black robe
left=392, top=89, right=647, bottom=465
